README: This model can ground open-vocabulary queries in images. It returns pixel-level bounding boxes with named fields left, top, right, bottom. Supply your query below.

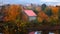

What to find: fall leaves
left=0, top=4, right=59, bottom=25
left=51, top=7, right=59, bottom=15
left=3, top=5, right=21, bottom=22
left=37, top=11, right=49, bottom=22
left=1, top=4, right=60, bottom=24
left=37, top=6, right=60, bottom=24
left=0, top=4, right=60, bottom=34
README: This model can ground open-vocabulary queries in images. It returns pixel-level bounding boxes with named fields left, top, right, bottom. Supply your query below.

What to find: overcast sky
left=0, top=0, right=60, bottom=5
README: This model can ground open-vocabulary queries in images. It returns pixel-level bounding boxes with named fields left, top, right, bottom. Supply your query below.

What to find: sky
left=0, top=0, right=60, bottom=5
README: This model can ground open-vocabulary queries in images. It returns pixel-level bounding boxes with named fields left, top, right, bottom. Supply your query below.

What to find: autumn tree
left=4, top=5, right=22, bottom=22
left=51, top=7, right=59, bottom=15
left=37, top=11, right=49, bottom=23
left=0, top=5, right=10, bottom=23
left=2, top=5, right=23, bottom=34
left=48, top=15, right=59, bottom=26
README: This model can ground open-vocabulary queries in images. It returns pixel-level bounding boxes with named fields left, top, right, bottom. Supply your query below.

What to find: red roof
left=24, top=10, right=37, bottom=16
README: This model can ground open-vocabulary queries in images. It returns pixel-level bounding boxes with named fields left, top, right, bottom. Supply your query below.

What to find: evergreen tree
left=41, top=4, right=47, bottom=11
left=45, top=8, right=52, bottom=16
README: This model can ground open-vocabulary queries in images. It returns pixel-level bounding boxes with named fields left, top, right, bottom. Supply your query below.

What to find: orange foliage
left=4, top=5, right=21, bottom=21
left=37, top=11, right=49, bottom=22
left=51, top=7, right=59, bottom=15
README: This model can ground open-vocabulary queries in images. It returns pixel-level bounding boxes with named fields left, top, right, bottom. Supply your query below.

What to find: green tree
left=49, top=17, right=58, bottom=26
left=41, top=4, right=47, bottom=11
left=45, top=8, right=53, bottom=16
left=58, top=8, right=60, bottom=19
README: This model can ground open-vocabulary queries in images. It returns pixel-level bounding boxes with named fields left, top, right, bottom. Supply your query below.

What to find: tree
left=48, top=15, right=59, bottom=26
left=4, top=5, right=21, bottom=22
left=41, top=4, right=47, bottom=11
left=0, top=6, right=6, bottom=22
left=45, top=8, right=53, bottom=16
left=37, top=11, right=49, bottom=23
left=58, top=8, right=60, bottom=19
left=2, top=5, right=23, bottom=34
left=51, top=7, right=59, bottom=15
